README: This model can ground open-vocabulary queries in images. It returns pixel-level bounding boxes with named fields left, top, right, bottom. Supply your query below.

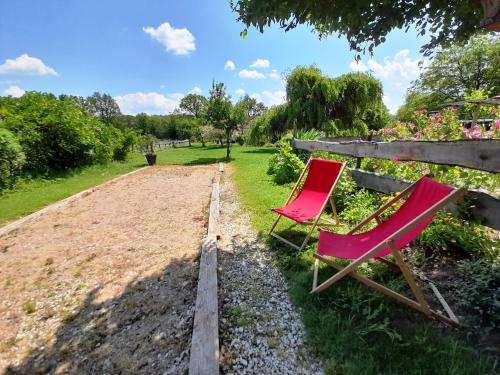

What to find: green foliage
left=0, top=127, right=25, bottom=189
left=417, top=213, right=499, bottom=260
left=246, top=103, right=289, bottom=145
left=456, top=259, right=500, bottom=326
left=113, top=128, right=138, bottom=161
left=340, top=189, right=381, bottom=225
left=267, top=141, right=304, bottom=184
left=396, top=90, right=446, bottom=121
left=331, top=175, right=356, bottom=212
left=84, top=92, right=121, bottom=124
left=138, top=134, right=157, bottom=154
left=206, top=81, right=243, bottom=158
left=179, top=94, right=208, bottom=118
left=231, top=0, right=484, bottom=55
left=0, top=92, right=130, bottom=177
left=412, top=34, right=500, bottom=101
left=286, top=66, right=385, bottom=135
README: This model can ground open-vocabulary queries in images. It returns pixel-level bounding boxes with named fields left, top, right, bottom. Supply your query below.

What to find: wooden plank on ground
left=189, top=237, right=219, bottom=375
left=189, top=179, right=220, bottom=375
left=293, top=139, right=500, bottom=172
left=0, top=166, right=148, bottom=238
left=347, top=169, right=500, bottom=230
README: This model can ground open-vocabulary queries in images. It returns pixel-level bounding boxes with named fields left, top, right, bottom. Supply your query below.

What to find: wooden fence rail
left=153, top=139, right=190, bottom=151
left=292, top=138, right=499, bottom=230
left=293, top=139, right=500, bottom=172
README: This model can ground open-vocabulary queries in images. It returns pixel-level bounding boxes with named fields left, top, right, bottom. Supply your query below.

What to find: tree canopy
left=84, top=92, right=121, bottom=124
left=231, top=0, right=488, bottom=55
left=397, top=34, right=500, bottom=118
left=179, top=94, right=208, bottom=118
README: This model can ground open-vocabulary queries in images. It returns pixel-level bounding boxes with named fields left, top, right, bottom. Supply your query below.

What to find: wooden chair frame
left=269, top=157, right=346, bottom=252
left=311, top=179, right=465, bottom=325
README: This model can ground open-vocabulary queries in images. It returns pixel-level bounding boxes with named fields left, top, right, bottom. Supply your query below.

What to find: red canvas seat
left=318, top=177, right=453, bottom=259
left=269, top=157, right=345, bottom=251
left=312, top=176, right=464, bottom=325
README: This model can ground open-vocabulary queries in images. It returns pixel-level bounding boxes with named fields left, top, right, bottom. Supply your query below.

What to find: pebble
left=218, top=177, right=323, bottom=375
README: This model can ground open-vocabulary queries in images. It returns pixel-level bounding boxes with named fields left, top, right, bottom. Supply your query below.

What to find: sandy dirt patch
left=0, top=165, right=215, bottom=374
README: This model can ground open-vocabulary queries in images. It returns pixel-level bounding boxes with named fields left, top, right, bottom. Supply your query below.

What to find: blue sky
left=0, top=0, right=430, bottom=114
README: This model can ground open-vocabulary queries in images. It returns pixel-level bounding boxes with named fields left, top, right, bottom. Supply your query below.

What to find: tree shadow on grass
left=5, top=257, right=198, bottom=375
left=184, top=157, right=233, bottom=166
left=240, top=148, right=277, bottom=154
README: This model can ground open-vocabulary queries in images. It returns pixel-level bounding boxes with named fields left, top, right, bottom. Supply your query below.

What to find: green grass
left=226, top=146, right=494, bottom=374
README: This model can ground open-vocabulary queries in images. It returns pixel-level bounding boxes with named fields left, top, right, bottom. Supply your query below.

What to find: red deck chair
left=269, top=157, right=346, bottom=251
left=311, top=176, right=465, bottom=325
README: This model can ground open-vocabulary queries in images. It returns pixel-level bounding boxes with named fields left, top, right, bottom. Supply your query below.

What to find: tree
left=85, top=92, right=121, bottom=124
left=231, top=0, right=490, bottom=55
left=179, top=94, right=208, bottom=118
left=286, top=66, right=385, bottom=135
left=412, top=34, right=500, bottom=101
left=205, top=82, right=236, bottom=159
left=236, top=94, right=267, bottom=120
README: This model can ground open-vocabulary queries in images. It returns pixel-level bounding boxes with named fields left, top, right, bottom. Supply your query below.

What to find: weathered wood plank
left=347, top=169, right=500, bottom=230
left=189, top=238, right=219, bottom=375
left=293, top=139, right=500, bottom=172
left=189, top=180, right=220, bottom=375
left=207, top=182, right=220, bottom=239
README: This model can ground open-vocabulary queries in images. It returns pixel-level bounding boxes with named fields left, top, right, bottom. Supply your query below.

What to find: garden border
left=188, top=163, right=224, bottom=375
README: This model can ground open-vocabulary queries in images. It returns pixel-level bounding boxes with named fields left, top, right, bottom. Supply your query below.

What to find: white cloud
left=382, top=95, right=399, bottom=114
left=349, top=60, right=368, bottom=72
left=0, top=54, right=57, bottom=76
left=349, top=49, right=421, bottom=81
left=3, top=85, right=25, bottom=97
left=238, top=69, right=266, bottom=79
left=189, top=86, right=202, bottom=94
left=250, top=90, right=286, bottom=106
left=114, top=91, right=183, bottom=115
left=267, top=69, right=280, bottom=79
left=224, top=60, right=236, bottom=71
left=143, top=22, right=196, bottom=55
left=235, top=88, right=246, bottom=97
left=250, top=59, right=270, bottom=68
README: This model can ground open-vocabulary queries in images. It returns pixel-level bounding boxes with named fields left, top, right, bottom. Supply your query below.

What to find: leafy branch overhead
left=231, top=0, right=489, bottom=55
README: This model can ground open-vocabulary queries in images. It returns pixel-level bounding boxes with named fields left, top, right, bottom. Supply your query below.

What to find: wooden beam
left=189, top=180, right=220, bottom=375
left=347, top=169, right=500, bottom=230
left=189, top=238, right=219, bottom=375
left=293, top=139, right=500, bottom=172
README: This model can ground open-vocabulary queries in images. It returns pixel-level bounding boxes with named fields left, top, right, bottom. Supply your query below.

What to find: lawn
left=0, top=143, right=493, bottom=374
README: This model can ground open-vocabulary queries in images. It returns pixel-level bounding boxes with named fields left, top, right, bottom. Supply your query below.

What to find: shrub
left=138, top=134, right=157, bottom=154
left=267, top=141, right=305, bottom=184
left=113, top=128, right=138, bottom=161
left=456, top=259, right=500, bottom=326
left=417, top=212, right=499, bottom=260
left=0, top=93, right=127, bottom=174
left=340, top=189, right=382, bottom=225
left=0, top=127, right=25, bottom=190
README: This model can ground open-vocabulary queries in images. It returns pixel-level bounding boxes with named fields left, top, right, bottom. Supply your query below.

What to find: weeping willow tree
left=286, top=66, right=386, bottom=136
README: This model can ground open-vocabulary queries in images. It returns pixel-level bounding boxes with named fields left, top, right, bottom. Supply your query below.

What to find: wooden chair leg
left=312, top=254, right=458, bottom=325
left=269, top=214, right=282, bottom=235
left=389, top=241, right=431, bottom=315
left=329, top=197, right=338, bottom=223
left=312, top=258, right=320, bottom=290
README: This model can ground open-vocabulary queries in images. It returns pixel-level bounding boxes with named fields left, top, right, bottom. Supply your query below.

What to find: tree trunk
left=225, top=129, right=231, bottom=159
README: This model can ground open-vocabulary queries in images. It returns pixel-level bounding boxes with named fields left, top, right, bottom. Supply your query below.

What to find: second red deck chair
left=269, top=157, right=346, bottom=251
left=311, top=176, right=465, bottom=325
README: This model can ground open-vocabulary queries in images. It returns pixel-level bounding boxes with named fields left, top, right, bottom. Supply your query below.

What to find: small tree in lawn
left=205, top=81, right=234, bottom=159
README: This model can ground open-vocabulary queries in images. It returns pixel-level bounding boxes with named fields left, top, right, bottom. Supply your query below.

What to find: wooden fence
left=293, top=138, right=500, bottom=230
left=153, top=139, right=190, bottom=151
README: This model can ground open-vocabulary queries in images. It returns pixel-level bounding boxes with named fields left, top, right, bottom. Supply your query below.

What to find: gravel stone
left=218, top=170, right=323, bottom=374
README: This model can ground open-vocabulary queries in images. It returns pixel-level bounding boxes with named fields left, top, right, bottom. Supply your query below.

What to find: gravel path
left=218, top=169, right=323, bottom=375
